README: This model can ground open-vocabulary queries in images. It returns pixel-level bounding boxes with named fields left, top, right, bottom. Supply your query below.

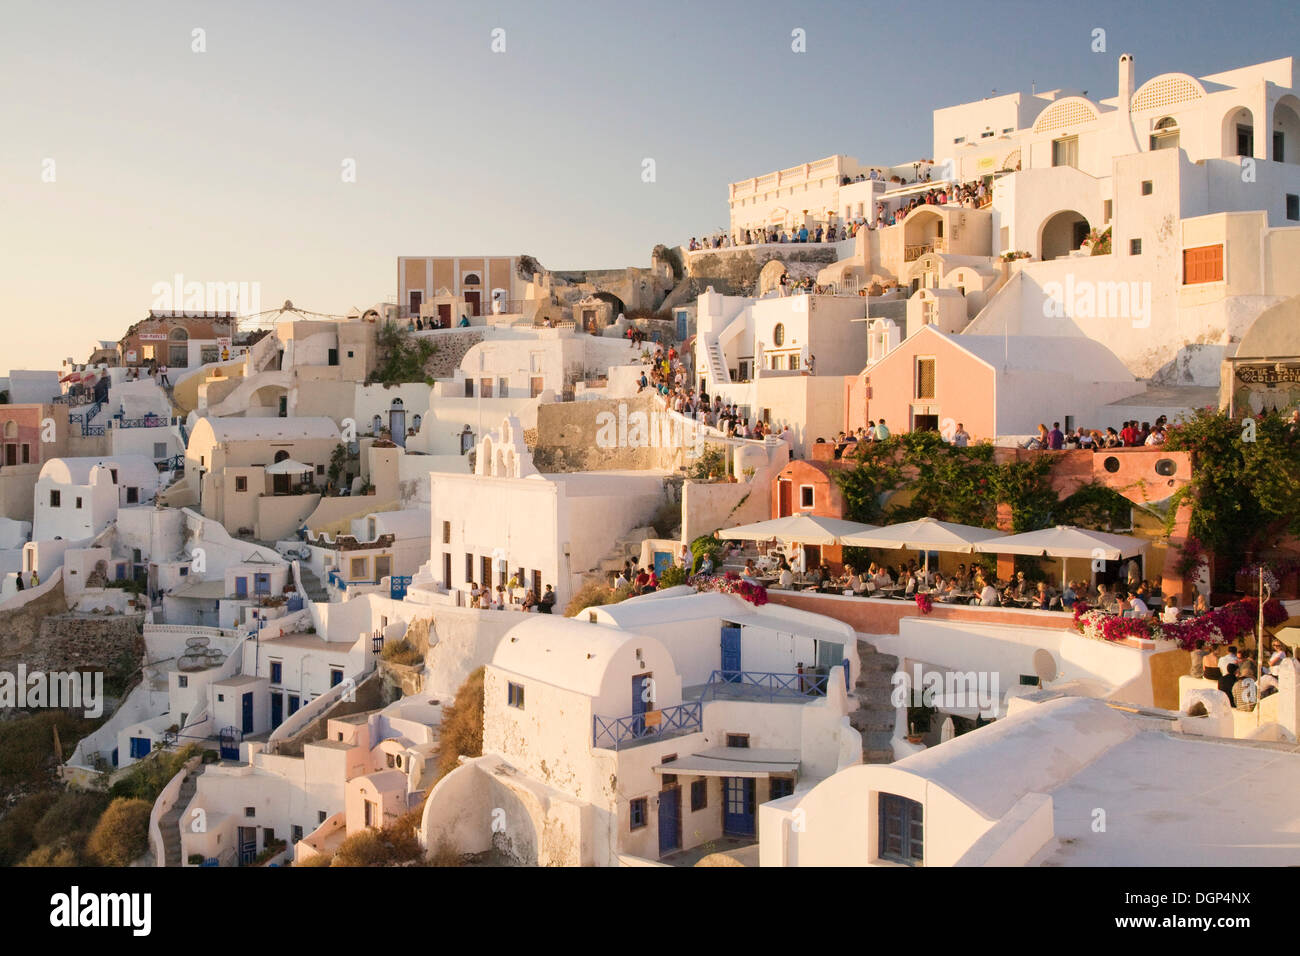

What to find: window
left=244, top=807, right=256, bottom=818
left=330, top=668, right=344, bottom=687
left=442, top=521, right=451, bottom=544
left=270, top=661, right=282, bottom=684
left=952, top=136, right=965, bottom=145
left=350, top=557, right=367, bottom=579
left=770, top=777, right=795, bottom=800
left=1183, top=244, right=1224, bottom=284
left=772, top=323, right=785, bottom=347
left=254, top=573, right=271, bottom=596
left=49, top=490, right=60, bottom=508
left=878, top=793, right=923, bottom=865
left=177, top=675, right=188, bottom=688
left=292, top=825, right=303, bottom=843
left=915, top=357, right=936, bottom=400
left=235, top=577, right=247, bottom=598
left=980, top=130, right=994, bottom=138
left=235, top=476, right=247, bottom=493
left=788, top=354, right=799, bottom=371
left=1104, top=200, right=1112, bottom=224
left=800, top=485, right=814, bottom=509
left=129, top=737, right=151, bottom=759
left=315, top=464, right=325, bottom=476
left=126, top=486, right=138, bottom=504
left=153, top=442, right=167, bottom=459
left=318, top=810, right=327, bottom=824
left=507, top=682, right=525, bottom=709
left=726, top=734, right=750, bottom=749
left=1140, top=180, right=1153, bottom=196
left=75, top=497, right=82, bottom=509
left=1051, top=136, right=1079, bottom=169
left=691, top=779, right=708, bottom=812
left=1287, top=194, right=1299, bottom=221
left=629, top=797, right=648, bottom=830
left=1130, top=238, right=1142, bottom=255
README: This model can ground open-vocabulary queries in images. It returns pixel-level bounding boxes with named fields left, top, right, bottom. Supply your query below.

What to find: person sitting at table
left=1031, top=581, right=1051, bottom=609
left=1096, top=582, right=1119, bottom=613
left=979, top=578, right=1000, bottom=606
left=1161, top=594, right=1181, bottom=624
left=776, top=560, right=793, bottom=590
left=1061, top=580, right=1078, bottom=610
left=955, top=563, right=969, bottom=589
left=903, top=571, right=918, bottom=597
left=845, top=565, right=865, bottom=596
left=698, top=553, right=715, bottom=576
left=1193, top=592, right=1209, bottom=615
left=874, top=566, right=894, bottom=589
left=741, top=560, right=760, bottom=585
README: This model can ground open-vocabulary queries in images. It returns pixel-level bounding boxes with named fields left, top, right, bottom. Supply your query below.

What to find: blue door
left=241, top=692, right=254, bottom=734
left=390, top=575, right=411, bottom=600
left=653, top=551, right=673, bottom=577
left=720, top=625, right=742, bottom=683
left=288, top=694, right=300, bottom=716
left=658, top=787, right=681, bottom=855
left=219, top=726, right=240, bottom=760
left=676, top=310, right=688, bottom=341
left=129, top=736, right=151, bottom=760
left=270, top=691, right=283, bottom=729
left=237, top=827, right=258, bottom=866
left=632, top=674, right=651, bottom=737
left=724, top=777, right=756, bottom=837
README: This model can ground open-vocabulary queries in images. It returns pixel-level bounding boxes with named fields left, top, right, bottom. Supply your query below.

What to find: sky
left=2, top=0, right=1298, bottom=373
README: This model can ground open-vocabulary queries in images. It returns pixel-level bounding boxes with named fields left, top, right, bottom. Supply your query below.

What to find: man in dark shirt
left=1218, top=663, right=1239, bottom=708
left=1049, top=422, right=1064, bottom=450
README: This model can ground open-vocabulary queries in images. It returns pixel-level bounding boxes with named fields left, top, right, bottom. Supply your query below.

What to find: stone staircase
left=159, top=770, right=198, bottom=867
left=849, top=639, right=899, bottom=764
left=298, top=565, right=329, bottom=603
left=585, top=526, right=659, bottom=586
left=704, top=337, right=728, bottom=388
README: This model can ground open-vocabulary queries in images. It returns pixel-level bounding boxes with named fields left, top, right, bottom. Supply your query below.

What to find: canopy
left=840, top=517, right=1006, bottom=553
left=972, top=525, right=1149, bottom=591
left=972, top=526, right=1148, bottom=561
left=652, top=747, right=799, bottom=779
left=264, top=459, right=313, bottom=475
left=717, top=514, right=877, bottom=546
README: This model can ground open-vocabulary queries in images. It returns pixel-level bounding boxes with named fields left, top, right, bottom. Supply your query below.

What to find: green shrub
left=86, top=797, right=152, bottom=866
left=33, top=790, right=110, bottom=851
left=380, top=638, right=424, bottom=666
left=19, top=845, right=79, bottom=867
left=188, top=853, right=205, bottom=865
left=689, top=534, right=722, bottom=573
left=690, top=446, right=728, bottom=480
left=331, top=826, right=421, bottom=867
left=0, top=791, right=59, bottom=865
left=109, top=744, right=199, bottom=803
left=435, top=668, right=484, bottom=782
left=658, top=565, right=687, bottom=588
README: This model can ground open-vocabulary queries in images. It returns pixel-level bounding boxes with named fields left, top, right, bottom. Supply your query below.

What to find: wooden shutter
left=1183, top=245, right=1223, bottom=284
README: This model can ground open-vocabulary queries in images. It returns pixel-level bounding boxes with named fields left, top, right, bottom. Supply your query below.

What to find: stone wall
left=423, top=331, right=486, bottom=379
left=685, top=246, right=841, bottom=296
left=531, top=395, right=692, bottom=473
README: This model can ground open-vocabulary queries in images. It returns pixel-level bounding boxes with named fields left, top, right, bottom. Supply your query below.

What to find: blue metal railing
left=592, top=701, right=703, bottom=750
left=703, top=670, right=830, bottom=701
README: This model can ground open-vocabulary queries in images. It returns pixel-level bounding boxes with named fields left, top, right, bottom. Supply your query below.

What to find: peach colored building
left=848, top=325, right=1137, bottom=441
left=397, top=256, right=523, bottom=323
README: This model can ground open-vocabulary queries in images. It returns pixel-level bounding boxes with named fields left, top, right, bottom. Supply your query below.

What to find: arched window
left=412, top=414, right=422, bottom=431
left=390, top=398, right=403, bottom=408
left=463, top=273, right=481, bottom=286
left=372, top=414, right=383, bottom=434
left=773, top=323, right=785, bottom=347
left=3, top=421, right=16, bottom=439
left=274, top=450, right=290, bottom=463
left=169, top=327, right=189, bottom=341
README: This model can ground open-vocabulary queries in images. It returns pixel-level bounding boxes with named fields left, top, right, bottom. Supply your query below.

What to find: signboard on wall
left=138, top=332, right=167, bottom=342
left=1237, top=364, right=1300, bottom=385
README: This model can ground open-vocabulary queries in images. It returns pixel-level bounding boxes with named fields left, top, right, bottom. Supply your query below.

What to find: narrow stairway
left=159, top=770, right=198, bottom=867
left=849, top=639, right=899, bottom=764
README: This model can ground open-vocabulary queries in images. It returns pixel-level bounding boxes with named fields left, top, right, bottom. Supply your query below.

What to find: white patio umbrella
left=839, top=517, right=1007, bottom=570
left=264, top=459, right=313, bottom=476
left=972, top=525, right=1149, bottom=590
left=717, top=514, right=877, bottom=546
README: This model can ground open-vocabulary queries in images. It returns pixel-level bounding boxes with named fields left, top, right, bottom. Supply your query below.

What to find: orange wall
left=855, top=334, right=996, bottom=441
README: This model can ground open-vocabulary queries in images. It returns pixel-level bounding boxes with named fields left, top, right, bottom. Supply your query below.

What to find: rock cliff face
left=685, top=246, right=840, bottom=297
left=0, top=581, right=144, bottom=682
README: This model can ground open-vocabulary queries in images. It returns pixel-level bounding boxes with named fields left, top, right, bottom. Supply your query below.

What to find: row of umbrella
left=717, top=515, right=1148, bottom=589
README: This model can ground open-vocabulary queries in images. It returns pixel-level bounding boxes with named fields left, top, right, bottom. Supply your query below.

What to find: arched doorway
left=758, top=259, right=788, bottom=296
left=1039, top=210, right=1091, bottom=261
left=389, top=398, right=406, bottom=448
left=1221, top=106, right=1256, bottom=158
left=1273, top=96, right=1300, bottom=163
left=168, top=327, right=190, bottom=368
left=462, top=273, right=482, bottom=316
left=273, top=450, right=291, bottom=495
left=903, top=208, right=944, bottom=260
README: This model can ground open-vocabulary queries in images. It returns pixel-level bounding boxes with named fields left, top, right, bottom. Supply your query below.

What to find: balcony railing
left=592, top=700, right=702, bottom=751
left=903, top=242, right=934, bottom=262
left=703, top=669, right=831, bottom=701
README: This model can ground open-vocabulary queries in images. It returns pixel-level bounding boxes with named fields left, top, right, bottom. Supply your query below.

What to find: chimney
left=1118, top=54, right=1135, bottom=113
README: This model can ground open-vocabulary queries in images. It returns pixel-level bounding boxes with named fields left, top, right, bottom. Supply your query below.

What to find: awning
left=653, top=747, right=799, bottom=779
left=265, top=458, right=313, bottom=475
left=724, top=613, right=852, bottom=649
left=169, top=579, right=228, bottom=599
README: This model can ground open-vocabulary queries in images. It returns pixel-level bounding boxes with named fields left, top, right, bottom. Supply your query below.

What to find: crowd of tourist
left=1190, top=637, right=1293, bottom=711
left=636, top=341, right=787, bottom=442
left=467, top=579, right=557, bottom=613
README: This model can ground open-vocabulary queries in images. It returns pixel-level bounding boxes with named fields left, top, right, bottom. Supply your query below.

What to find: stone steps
left=159, top=773, right=198, bottom=867
left=852, top=639, right=899, bottom=765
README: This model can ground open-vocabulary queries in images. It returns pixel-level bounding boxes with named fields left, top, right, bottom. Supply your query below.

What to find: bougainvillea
left=689, top=571, right=769, bottom=606
left=1072, top=597, right=1286, bottom=651
left=915, top=592, right=934, bottom=615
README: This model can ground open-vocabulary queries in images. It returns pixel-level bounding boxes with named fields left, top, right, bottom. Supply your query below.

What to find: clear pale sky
left=2, top=0, right=1297, bottom=373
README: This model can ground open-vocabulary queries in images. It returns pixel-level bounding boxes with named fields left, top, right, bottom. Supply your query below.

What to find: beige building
left=397, top=256, right=528, bottom=323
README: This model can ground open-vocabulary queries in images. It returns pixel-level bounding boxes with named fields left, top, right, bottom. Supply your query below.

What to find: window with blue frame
left=330, top=668, right=344, bottom=687
left=690, top=779, right=708, bottom=812
left=878, top=793, right=924, bottom=865
left=507, top=682, right=525, bottom=709
left=270, top=661, right=282, bottom=684
left=769, top=776, right=795, bottom=800
left=129, top=737, right=151, bottom=760
left=629, top=797, right=648, bottom=830
left=254, top=573, right=271, bottom=596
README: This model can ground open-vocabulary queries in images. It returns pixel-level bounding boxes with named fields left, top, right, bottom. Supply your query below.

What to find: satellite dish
left=1033, top=649, right=1058, bottom=686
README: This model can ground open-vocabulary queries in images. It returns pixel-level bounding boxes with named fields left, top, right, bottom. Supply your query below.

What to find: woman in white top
left=979, top=582, right=1000, bottom=606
